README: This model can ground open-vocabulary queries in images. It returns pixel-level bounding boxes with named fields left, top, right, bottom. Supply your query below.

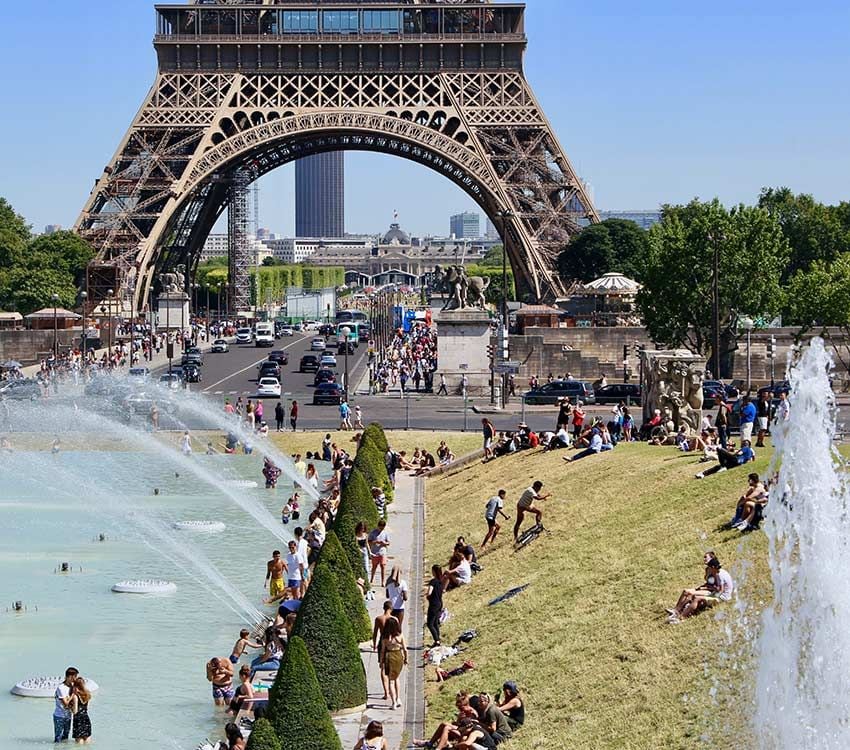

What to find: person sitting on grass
left=442, top=550, right=472, bottom=591
left=695, top=439, right=756, bottom=479
left=667, top=554, right=734, bottom=623
left=414, top=449, right=437, bottom=476
left=543, top=424, right=570, bottom=451
left=437, top=441, right=455, bottom=465
left=413, top=691, right=474, bottom=749
left=497, top=681, right=525, bottom=732
left=475, top=692, right=513, bottom=745
left=455, top=717, right=497, bottom=750
left=730, top=472, right=768, bottom=531
left=564, top=423, right=611, bottom=462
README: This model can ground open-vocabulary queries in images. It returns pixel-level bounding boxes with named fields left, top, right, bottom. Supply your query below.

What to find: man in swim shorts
left=206, top=657, right=235, bottom=706
left=265, top=550, right=285, bottom=599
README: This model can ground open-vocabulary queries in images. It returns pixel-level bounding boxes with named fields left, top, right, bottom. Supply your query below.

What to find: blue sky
left=0, top=0, right=847, bottom=237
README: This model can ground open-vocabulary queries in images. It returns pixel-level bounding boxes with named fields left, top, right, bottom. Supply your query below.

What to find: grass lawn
left=423, top=442, right=777, bottom=750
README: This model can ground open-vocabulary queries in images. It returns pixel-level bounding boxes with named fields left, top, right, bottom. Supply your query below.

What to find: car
left=159, top=372, right=182, bottom=390
left=299, top=354, right=320, bottom=373
left=580, top=382, right=596, bottom=405
left=211, top=339, right=229, bottom=353
left=310, top=337, right=326, bottom=351
left=257, top=377, right=281, bottom=398
left=593, top=383, right=642, bottom=405
left=0, top=379, right=41, bottom=401
left=236, top=327, right=253, bottom=344
left=312, top=382, right=346, bottom=405
left=128, top=367, right=150, bottom=381
left=258, top=361, right=281, bottom=380
left=181, top=363, right=202, bottom=383
left=181, top=347, right=204, bottom=366
left=314, top=368, right=336, bottom=387
left=268, top=350, right=289, bottom=366
left=122, top=391, right=179, bottom=416
left=524, top=380, right=593, bottom=406
left=319, top=324, right=336, bottom=336
left=702, top=380, right=740, bottom=408
left=758, top=381, right=790, bottom=399
left=337, top=341, right=355, bottom=355
left=320, top=353, right=338, bottom=368
left=279, top=325, right=295, bottom=337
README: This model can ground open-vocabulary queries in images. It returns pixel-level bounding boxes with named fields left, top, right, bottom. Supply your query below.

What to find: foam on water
left=755, top=337, right=850, bottom=749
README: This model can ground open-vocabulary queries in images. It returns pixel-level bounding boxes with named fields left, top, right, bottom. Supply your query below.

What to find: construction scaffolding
left=227, top=169, right=252, bottom=314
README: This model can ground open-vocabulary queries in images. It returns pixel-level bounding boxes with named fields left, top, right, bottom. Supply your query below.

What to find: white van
left=236, top=327, right=253, bottom=345
left=255, top=322, right=274, bottom=347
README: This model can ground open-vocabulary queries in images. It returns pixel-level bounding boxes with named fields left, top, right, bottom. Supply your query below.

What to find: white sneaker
left=717, top=467, right=727, bottom=473
left=695, top=473, right=704, bottom=479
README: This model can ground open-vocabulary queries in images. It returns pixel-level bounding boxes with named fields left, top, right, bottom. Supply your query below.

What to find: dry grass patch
left=424, top=443, right=775, bottom=750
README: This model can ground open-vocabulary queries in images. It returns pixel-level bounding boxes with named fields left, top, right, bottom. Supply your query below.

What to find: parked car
left=299, top=354, right=320, bottom=373
left=524, top=380, right=593, bottom=406
left=258, top=361, right=281, bottom=381
left=279, top=325, right=295, bottom=337
left=257, top=377, right=281, bottom=398
left=580, top=382, right=597, bottom=405
left=320, top=353, right=338, bottom=368
left=310, top=337, right=326, bottom=352
left=593, top=383, right=642, bottom=405
left=268, top=350, right=289, bottom=366
left=211, top=339, right=229, bottom=353
left=159, top=372, right=182, bottom=390
left=84, top=375, right=123, bottom=397
left=312, top=382, right=346, bottom=405
left=128, top=367, right=150, bottom=382
left=702, top=380, right=740, bottom=408
left=314, top=368, right=336, bottom=387
left=236, top=327, right=253, bottom=344
left=0, top=379, right=41, bottom=401
left=181, top=363, right=202, bottom=383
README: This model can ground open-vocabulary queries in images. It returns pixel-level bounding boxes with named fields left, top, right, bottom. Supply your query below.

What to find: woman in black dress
left=426, top=564, right=444, bottom=646
left=71, top=677, right=92, bottom=744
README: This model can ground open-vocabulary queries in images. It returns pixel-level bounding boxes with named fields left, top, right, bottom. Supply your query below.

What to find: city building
left=295, top=152, right=345, bottom=237
left=599, top=210, right=662, bottom=230
left=450, top=211, right=480, bottom=239
left=200, top=234, right=272, bottom=265
left=43, top=224, right=62, bottom=235
left=485, top=218, right=499, bottom=240
left=265, top=236, right=374, bottom=264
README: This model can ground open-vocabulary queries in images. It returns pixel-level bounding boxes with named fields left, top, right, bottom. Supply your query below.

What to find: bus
left=336, top=309, right=368, bottom=325
left=336, top=322, right=360, bottom=350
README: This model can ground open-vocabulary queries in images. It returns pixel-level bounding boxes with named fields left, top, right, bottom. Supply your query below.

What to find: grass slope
left=268, top=430, right=482, bottom=461
left=424, top=442, right=774, bottom=750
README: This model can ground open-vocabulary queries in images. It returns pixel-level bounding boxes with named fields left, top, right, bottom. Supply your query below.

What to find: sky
left=0, top=0, right=847, bottom=237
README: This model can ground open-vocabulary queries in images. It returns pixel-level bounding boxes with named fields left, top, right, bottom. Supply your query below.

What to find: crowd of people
left=370, top=324, right=438, bottom=395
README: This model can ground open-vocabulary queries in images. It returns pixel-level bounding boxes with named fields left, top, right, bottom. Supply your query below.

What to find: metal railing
left=154, top=32, right=525, bottom=43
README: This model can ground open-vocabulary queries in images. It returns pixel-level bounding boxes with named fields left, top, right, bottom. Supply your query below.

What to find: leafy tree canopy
left=0, top=197, right=32, bottom=247
left=636, top=198, right=789, bottom=364
left=477, top=244, right=505, bottom=268
left=784, top=254, right=850, bottom=329
left=557, top=218, right=650, bottom=284
left=0, top=266, right=79, bottom=314
left=27, top=231, right=95, bottom=284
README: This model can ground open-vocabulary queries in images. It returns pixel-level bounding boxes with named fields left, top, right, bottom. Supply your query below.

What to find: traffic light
left=486, top=344, right=495, bottom=360
left=767, top=336, right=777, bottom=360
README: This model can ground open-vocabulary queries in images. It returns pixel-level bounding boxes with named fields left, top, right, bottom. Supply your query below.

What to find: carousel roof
left=583, top=272, right=641, bottom=293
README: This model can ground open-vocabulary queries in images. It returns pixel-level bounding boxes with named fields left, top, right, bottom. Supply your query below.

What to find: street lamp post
left=341, top=325, right=351, bottom=397
left=499, top=210, right=514, bottom=409
left=51, top=293, right=60, bottom=363
left=205, top=285, right=211, bottom=343
left=106, top=289, right=114, bottom=368
left=708, top=231, right=723, bottom=379
left=742, top=316, right=754, bottom=393
left=80, top=291, right=88, bottom=363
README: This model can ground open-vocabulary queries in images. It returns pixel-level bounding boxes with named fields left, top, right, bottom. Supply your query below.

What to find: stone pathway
left=334, top=471, right=425, bottom=749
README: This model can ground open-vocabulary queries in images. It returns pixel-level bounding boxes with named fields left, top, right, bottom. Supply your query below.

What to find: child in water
left=281, top=502, right=292, bottom=525
left=290, top=494, right=301, bottom=521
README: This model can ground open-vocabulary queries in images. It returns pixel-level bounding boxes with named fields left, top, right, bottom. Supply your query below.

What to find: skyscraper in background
left=295, top=152, right=345, bottom=237
left=450, top=211, right=480, bottom=239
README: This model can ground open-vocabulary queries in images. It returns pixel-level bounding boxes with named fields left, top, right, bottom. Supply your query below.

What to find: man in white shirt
left=386, top=567, right=409, bottom=627
left=294, top=527, right=310, bottom=597
left=481, top=489, right=510, bottom=549
left=284, top=540, right=304, bottom=601
left=53, top=667, right=78, bottom=742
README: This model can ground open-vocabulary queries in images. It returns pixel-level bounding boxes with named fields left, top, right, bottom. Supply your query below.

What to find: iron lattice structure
left=227, top=169, right=252, bottom=312
left=76, top=1, right=598, bottom=309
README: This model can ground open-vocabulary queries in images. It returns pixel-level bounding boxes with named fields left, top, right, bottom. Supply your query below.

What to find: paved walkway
left=335, top=471, right=425, bottom=749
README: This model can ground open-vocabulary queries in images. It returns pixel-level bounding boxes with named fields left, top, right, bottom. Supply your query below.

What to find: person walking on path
left=437, top=373, right=448, bottom=396
left=180, top=431, right=192, bottom=456
left=425, top=564, right=444, bottom=647
left=52, top=667, right=78, bottom=743
left=274, top=401, right=284, bottom=432
left=380, top=617, right=407, bottom=709
left=372, top=601, right=399, bottom=702
left=70, top=677, right=93, bottom=744
left=369, top=519, right=390, bottom=586
left=386, top=566, right=409, bottom=629
left=290, top=400, right=298, bottom=432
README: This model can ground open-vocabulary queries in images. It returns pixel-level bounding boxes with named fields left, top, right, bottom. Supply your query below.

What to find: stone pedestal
left=639, top=349, right=706, bottom=433
left=435, top=309, right=493, bottom=397
left=156, top=293, right=190, bottom=331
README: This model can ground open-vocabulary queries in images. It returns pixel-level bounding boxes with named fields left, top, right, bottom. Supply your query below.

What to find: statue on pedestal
left=434, top=265, right=491, bottom=311
left=159, top=265, right=187, bottom=296
left=641, top=350, right=705, bottom=435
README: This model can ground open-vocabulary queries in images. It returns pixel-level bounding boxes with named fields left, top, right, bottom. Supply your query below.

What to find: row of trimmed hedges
left=354, top=423, right=394, bottom=503
left=333, top=467, right=379, bottom=582
left=319, top=530, right=372, bottom=643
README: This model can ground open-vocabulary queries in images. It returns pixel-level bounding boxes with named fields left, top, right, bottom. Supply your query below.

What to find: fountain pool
left=0, top=448, right=316, bottom=749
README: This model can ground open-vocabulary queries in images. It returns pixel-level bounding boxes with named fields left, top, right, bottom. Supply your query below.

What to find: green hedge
left=267, top=636, right=342, bottom=750
left=317, top=530, right=372, bottom=643
left=292, top=561, right=367, bottom=712
left=362, top=422, right=389, bottom=454
left=333, top=468, right=379, bottom=581
left=353, top=441, right=394, bottom=504
left=245, top=718, right=281, bottom=750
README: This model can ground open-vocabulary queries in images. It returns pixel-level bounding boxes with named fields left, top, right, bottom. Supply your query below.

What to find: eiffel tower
left=76, top=0, right=598, bottom=311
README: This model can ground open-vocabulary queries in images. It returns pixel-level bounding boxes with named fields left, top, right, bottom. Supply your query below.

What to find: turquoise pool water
left=0, top=450, right=311, bottom=749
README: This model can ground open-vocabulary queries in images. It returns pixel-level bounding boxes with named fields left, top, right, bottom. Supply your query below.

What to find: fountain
left=11, top=676, right=99, bottom=699
left=112, top=580, right=177, bottom=594
left=172, top=520, right=227, bottom=534
left=754, top=337, right=850, bottom=749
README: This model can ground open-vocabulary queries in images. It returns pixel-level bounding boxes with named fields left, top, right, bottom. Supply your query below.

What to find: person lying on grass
left=695, top=439, right=756, bottom=479
left=564, top=423, right=613, bottom=462
left=729, top=472, right=768, bottom=531
left=667, top=554, right=735, bottom=623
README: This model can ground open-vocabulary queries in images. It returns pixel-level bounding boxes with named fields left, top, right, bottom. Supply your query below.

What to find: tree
left=317, top=530, right=372, bottom=643
left=266, top=636, right=342, bottom=750
left=478, top=244, right=505, bottom=268
left=758, top=187, right=850, bottom=279
left=636, top=199, right=789, bottom=376
left=0, top=266, right=78, bottom=315
left=244, top=718, right=281, bottom=750
left=557, top=218, right=650, bottom=284
left=362, top=422, right=389, bottom=454
left=0, top=197, right=32, bottom=247
left=333, top=467, right=379, bottom=581
left=262, top=255, right=282, bottom=266
left=26, top=231, right=95, bottom=286
left=353, top=441, right=393, bottom=503
left=292, top=561, right=367, bottom=712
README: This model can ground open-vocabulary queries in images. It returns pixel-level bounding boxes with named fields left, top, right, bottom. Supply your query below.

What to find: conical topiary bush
left=244, top=717, right=281, bottom=750
left=362, top=422, right=389, bottom=454
left=266, top=636, right=342, bottom=750
left=333, top=466, right=379, bottom=580
left=292, top=560, right=367, bottom=712
left=317, top=529, right=371, bottom=643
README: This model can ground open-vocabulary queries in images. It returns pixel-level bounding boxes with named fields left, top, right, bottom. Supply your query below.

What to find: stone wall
left=0, top=330, right=80, bottom=366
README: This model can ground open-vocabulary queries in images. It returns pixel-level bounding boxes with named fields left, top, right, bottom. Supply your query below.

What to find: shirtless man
left=265, top=550, right=285, bottom=600
left=206, top=656, right=235, bottom=706
left=732, top=472, right=768, bottom=530
left=229, top=629, right=262, bottom=665
left=371, top=601, right=399, bottom=701
left=513, top=480, right=550, bottom=541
